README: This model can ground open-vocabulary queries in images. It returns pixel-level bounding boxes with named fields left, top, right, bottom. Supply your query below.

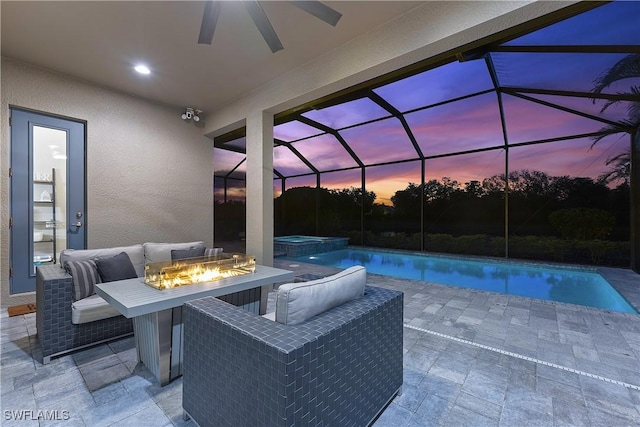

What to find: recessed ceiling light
left=134, top=65, right=151, bottom=75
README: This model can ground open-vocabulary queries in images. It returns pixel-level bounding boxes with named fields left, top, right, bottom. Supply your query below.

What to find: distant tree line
left=388, top=169, right=629, bottom=240
left=214, top=169, right=630, bottom=265
left=269, top=169, right=629, bottom=241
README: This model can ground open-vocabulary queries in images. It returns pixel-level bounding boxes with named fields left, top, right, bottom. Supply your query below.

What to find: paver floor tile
left=2, top=259, right=639, bottom=427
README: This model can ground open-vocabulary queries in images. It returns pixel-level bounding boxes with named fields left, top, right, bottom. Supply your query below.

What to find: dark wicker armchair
left=182, top=285, right=403, bottom=427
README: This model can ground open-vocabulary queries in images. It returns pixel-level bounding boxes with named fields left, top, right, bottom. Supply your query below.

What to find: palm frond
left=627, top=86, right=640, bottom=123
left=590, top=54, right=640, bottom=148
left=597, top=148, right=631, bottom=186
left=590, top=121, right=635, bottom=148
left=592, top=53, right=640, bottom=95
left=604, top=150, right=631, bottom=166
left=599, top=85, right=640, bottom=114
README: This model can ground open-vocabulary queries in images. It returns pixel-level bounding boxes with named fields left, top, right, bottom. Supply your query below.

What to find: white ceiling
left=1, top=1, right=423, bottom=116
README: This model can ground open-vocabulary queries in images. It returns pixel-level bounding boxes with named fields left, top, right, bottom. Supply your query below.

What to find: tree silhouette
left=598, top=148, right=631, bottom=186
left=590, top=53, right=640, bottom=145
left=588, top=53, right=636, bottom=216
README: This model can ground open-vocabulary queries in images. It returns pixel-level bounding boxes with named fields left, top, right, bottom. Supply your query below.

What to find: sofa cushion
left=95, top=252, right=138, bottom=282
left=71, top=294, right=122, bottom=324
left=143, top=241, right=205, bottom=264
left=60, top=244, right=145, bottom=277
left=204, top=247, right=223, bottom=257
left=275, top=265, right=366, bottom=325
left=66, top=259, right=101, bottom=301
left=172, top=246, right=206, bottom=261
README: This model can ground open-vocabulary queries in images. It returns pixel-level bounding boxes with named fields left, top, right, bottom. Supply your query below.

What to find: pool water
left=288, top=248, right=637, bottom=313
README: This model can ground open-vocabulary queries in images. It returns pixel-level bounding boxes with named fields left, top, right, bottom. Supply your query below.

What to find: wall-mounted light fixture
left=181, top=107, right=202, bottom=122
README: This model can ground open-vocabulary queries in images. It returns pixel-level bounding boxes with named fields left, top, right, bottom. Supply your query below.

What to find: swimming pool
left=288, top=248, right=637, bottom=313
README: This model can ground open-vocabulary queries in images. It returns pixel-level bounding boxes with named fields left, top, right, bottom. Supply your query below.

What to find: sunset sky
left=214, top=1, right=639, bottom=205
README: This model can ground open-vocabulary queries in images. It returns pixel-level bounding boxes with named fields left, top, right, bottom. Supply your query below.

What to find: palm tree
left=592, top=53, right=640, bottom=118
left=598, top=148, right=631, bottom=186
left=589, top=53, right=639, bottom=189
left=590, top=53, right=640, bottom=145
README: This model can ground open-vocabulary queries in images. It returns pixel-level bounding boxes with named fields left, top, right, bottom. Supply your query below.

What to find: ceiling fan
left=197, top=0, right=342, bottom=53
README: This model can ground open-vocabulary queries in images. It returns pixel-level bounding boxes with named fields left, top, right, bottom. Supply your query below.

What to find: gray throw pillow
left=171, top=247, right=206, bottom=261
left=95, top=252, right=138, bottom=283
left=66, top=259, right=101, bottom=301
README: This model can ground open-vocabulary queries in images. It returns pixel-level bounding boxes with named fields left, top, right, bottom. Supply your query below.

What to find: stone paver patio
left=1, top=257, right=639, bottom=426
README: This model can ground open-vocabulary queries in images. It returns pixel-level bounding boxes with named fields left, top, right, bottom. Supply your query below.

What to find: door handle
left=74, top=222, right=83, bottom=228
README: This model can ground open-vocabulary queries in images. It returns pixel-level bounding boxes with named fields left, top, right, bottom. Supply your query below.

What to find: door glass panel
left=32, top=126, right=67, bottom=273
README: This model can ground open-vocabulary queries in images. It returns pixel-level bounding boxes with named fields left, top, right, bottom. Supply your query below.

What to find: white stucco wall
left=1, top=58, right=214, bottom=307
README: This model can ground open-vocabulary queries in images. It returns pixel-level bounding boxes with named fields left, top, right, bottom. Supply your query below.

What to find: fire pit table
left=95, top=263, right=293, bottom=385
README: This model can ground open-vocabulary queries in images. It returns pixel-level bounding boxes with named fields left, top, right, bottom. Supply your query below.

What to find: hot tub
left=274, top=235, right=349, bottom=257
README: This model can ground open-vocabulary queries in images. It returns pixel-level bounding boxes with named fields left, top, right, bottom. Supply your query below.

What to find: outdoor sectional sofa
left=36, top=241, right=220, bottom=364
left=182, top=266, right=404, bottom=427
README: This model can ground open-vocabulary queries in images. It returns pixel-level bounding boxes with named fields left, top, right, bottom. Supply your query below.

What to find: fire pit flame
left=144, top=254, right=255, bottom=290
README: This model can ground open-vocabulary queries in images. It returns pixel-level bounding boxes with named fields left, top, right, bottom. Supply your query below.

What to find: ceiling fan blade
left=243, top=0, right=283, bottom=53
left=290, top=1, right=342, bottom=27
left=198, top=0, right=222, bottom=45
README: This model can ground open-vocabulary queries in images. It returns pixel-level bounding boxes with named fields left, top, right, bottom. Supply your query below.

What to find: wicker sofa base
left=183, top=285, right=403, bottom=427
left=36, top=265, right=133, bottom=364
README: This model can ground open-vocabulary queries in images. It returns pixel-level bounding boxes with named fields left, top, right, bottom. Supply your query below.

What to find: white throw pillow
left=275, top=265, right=366, bottom=325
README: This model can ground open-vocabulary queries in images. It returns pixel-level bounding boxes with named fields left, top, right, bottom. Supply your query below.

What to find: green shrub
left=549, top=208, right=615, bottom=240
left=575, top=239, right=630, bottom=265
left=424, top=234, right=455, bottom=253
left=346, top=230, right=629, bottom=267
